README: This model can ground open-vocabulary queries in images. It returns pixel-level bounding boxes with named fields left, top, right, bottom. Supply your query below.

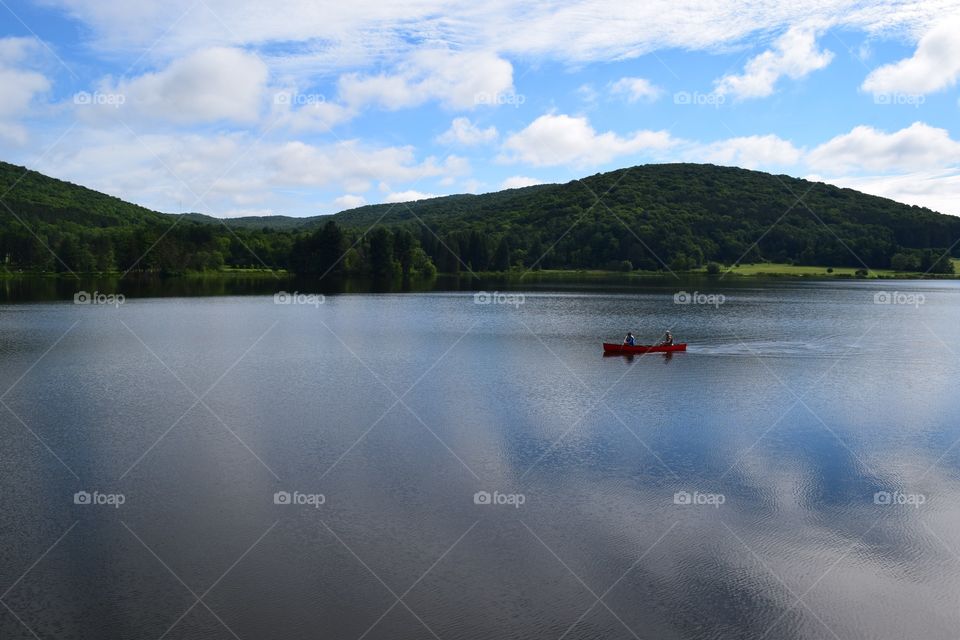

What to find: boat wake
left=692, top=340, right=851, bottom=357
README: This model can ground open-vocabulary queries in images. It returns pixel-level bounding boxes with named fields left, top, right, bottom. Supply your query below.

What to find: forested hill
left=0, top=160, right=957, bottom=275
left=0, top=160, right=293, bottom=272
left=329, top=164, right=960, bottom=271
left=0, top=161, right=166, bottom=227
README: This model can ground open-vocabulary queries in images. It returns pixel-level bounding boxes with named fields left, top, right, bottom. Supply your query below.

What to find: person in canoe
left=659, top=330, right=674, bottom=346
left=623, top=332, right=636, bottom=346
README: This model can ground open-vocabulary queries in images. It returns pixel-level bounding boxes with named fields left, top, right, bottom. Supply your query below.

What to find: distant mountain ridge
left=0, top=160, right=957, bottom=274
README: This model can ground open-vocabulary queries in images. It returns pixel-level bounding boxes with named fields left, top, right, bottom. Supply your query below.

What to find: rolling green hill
left=0, top=161, right=294, bottom=273
left=328, top=164, right=960, bottom=272
left=0, top=160, right=956, bottom=276
left=0, top=161, right=167, bottom=228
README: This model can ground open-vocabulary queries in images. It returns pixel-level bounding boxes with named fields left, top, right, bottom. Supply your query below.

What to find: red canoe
left=602, top=342, right=687, bottom=354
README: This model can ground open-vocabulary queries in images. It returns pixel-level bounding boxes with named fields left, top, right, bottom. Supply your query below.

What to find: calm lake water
left=2, top=279, right=959, bottom=639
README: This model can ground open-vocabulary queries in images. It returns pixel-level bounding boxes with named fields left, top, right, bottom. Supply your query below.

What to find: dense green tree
left=493, top=236, right=511, bottom=271
left=890, top=252, right=921, bottom=272
left=367, top=227, right=396, bottom=278
left=290, top=220, right=346, bottom=279
left=393, top=228, right=416, bottom=278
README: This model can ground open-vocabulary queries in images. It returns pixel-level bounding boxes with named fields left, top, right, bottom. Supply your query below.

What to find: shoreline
left=2, top=261, right=958, bottom=282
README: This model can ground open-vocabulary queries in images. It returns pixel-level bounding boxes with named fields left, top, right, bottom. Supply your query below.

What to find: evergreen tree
left=493, top=236, right=511, bottom=271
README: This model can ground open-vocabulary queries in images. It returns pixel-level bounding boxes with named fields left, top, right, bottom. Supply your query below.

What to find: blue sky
left=1, top=0, right=959, bottom=216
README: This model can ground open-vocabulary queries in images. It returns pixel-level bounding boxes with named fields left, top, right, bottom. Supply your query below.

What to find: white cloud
left=862, top=17, right=960, bottom=94
left=501, top=176, right=544, bottom=189
left=269, top=141, right=467, bottom=193
left=609, top=77, right=662, bottom=103
left=696, top=134, right=803, bottom=169
left=25, top=112, right=960, bottom=220
left=269, top=91, right=357, bottom=131
left=32, top=129, right=467, bottom=216
left=34, top=130, right=252, bottom=212
left=384, top=190, right=438, bottom=203
left=339, top=49, right=513, bottom=111
left=810, top=171, right=960, bottom=216
left=99, top=47, right=268, bottom=124
left=714, top=26, right=833, bottom=100
left=334, top=194, right=366, bottom=209
left=576, top=84, right=599, bottom=105
left=806, top=122, right=960, bottom=173
left=501, top=113, right=675, bottom=167
left=0, top=37, right=50, bottom=144
left=437, top=117, right=498, bottom=145
left=43, top=0, right=947, bottom=67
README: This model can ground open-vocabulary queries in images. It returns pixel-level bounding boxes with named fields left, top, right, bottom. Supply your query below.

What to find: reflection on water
left=1, top=280, right=959, bottom=639
left=0, top=271, right=909, bottom=302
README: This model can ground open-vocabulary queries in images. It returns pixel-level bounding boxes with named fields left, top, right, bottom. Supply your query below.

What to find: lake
left=1, top=278, right=959, bottom=639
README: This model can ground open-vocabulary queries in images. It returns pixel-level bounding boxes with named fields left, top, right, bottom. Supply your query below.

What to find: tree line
left=1, top=161, right=957, bottom=277
left=2, top=215, right=952, bottom=278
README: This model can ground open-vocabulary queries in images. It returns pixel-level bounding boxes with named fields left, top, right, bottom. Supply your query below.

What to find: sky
left=1, top=0, right=959, bottom=218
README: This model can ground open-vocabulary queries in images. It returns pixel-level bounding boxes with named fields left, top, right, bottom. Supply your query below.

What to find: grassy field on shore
left=714, top=263, right=895, bottom=277
left=718, top=260, right=960, bottom=278
left=508, top=263, right=951, bottom=279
